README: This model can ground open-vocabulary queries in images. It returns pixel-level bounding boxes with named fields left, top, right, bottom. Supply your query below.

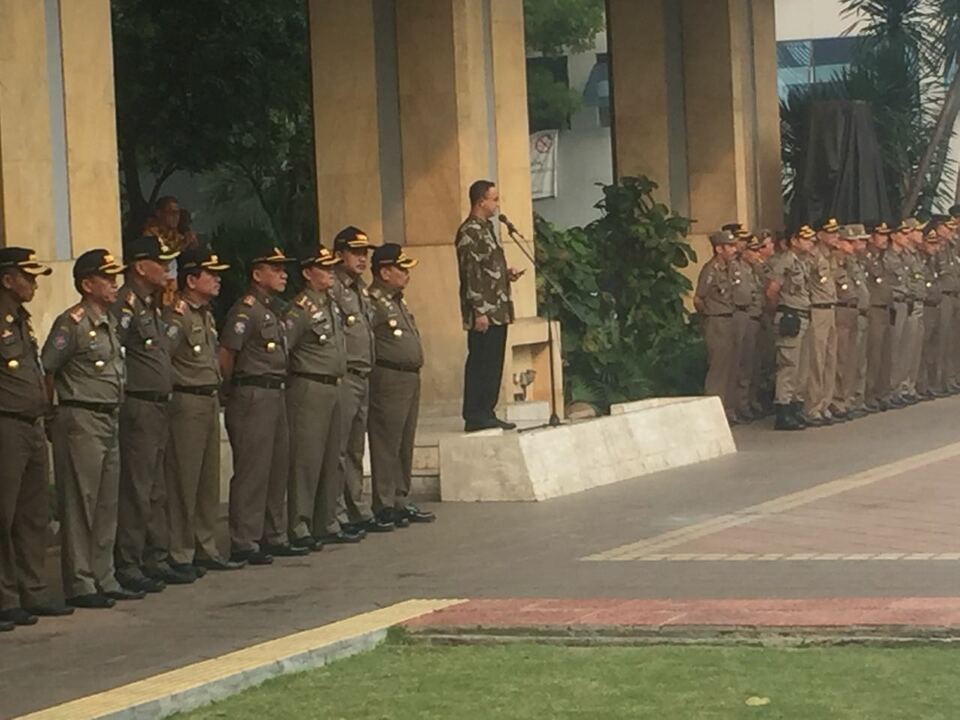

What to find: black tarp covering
left=789, top=100, right=892, bottom=229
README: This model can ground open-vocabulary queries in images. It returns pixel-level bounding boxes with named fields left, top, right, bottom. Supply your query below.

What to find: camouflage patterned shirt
left=455, top=215, right=514, bottom=330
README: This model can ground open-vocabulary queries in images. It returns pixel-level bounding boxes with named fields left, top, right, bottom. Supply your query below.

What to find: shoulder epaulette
left=124, top=290, right=137, bottom=308
left=242, top=295, right=256, bottom=307
left=295, top=295, right=310, bottom=310
left=173, top=299, right=187, bottom=315
left=68, top=305, right=85, bottom=323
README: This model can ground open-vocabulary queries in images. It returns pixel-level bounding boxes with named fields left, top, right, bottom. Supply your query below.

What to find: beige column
left=307, top=0, right=384, bottom=246
left=58, top=0, right=122, bottom=256
left=605, top=0, right=672, bottom=195
left=752, top=0, right=784, bottom=230
left=0, top=0, right=56, bottom=257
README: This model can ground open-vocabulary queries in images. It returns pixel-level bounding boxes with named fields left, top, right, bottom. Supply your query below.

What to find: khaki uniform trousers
left=939, top=295, right=957, bottom=390
left=369, top=366, right=420, bottom=514
left=52, top=406, right=123, bottom=597
left=0, top=416, right=49, bottom=610
left=336, top=371, right=373, bottom=525
left=803, top=307, right=837, bottom=417
left=733, top=311, right=758, bottom=416
left=833, top=306, right=859, bottom=412
left=884, top=301, right=909, bottom=398
left=750, top=314, right=775, bottom=413
left=907, top=305, right=925, bottom=395
left=703, top=315, right=736, bottom=417
left=287, top=377, right=342, bottom=538
left=225, top=386, right=288, bottom=553
left=894, top=303, right=922, bottom=395
left=165, top=392, right=222, bottom=565
left=116, top=397, right=170, bottom=578
left=866, top=306, right=891, bottom=404
left=853, top=312, right=869, bottom=409
left=774, top=312, right=809, bottom=405
left=919, top=305, right=941, bottom=395
left=952, top=296, right=960, bottom=385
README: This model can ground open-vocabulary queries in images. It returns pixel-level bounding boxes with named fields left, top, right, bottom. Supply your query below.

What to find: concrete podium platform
left=439, top=396, right=736, bottom=502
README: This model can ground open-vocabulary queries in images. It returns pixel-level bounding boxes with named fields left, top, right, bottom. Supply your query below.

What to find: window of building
left=582, top=52, right=610, bottom=128
left=776, top=36, right=858, bottom=99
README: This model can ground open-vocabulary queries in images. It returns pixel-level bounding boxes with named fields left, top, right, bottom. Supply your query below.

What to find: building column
left=751, top=0, right=785, bottom=230
left=307, top=0, right=384, bottom=246
left=0, top=0, right=56, bottom=257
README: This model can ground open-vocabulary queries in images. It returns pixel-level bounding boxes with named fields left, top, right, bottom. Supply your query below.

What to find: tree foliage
left=523, top=0, right=606, bottom=56
left=535, top=177, right=704, bottom=410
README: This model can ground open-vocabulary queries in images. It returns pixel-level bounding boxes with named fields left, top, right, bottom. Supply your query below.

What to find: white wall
left=775, top=0, right=850, bottom=40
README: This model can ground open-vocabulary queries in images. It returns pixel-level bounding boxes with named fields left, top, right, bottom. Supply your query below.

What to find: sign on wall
left=530, top=130, right=559, bottom=200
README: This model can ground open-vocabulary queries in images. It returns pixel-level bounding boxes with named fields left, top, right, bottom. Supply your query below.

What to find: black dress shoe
left=195, top=556, right=246, bottom=571
left=118, top=574, right=165, bottom=594
left=495, top=417, right=517, bottom=430
left=318, top=530, right=364, bottom=545
left=104, top=587, right=146, bottom=601
left=0, top=619, right=13, bottom=632
left=380, top=510, right=410, bottom=528
left=169, top=562, right=205, bottom=579
left=66, top=594, right=116, bottom=609
left=231, top=549, right=273, bottom=566
left=464, top=419, right=500, bottom=432
left=361, top=517, right=395, bottom=533
left=403, top=504, right=436, bottom=523
left=0, top=608, right=37, bottom=626
left=291, top=536, right=322, bottom=552
left=144, top=563, right=195, bottom=585
left=261, top=543, right=311, bottom=557
left=24, top=603, right=74, bottom=617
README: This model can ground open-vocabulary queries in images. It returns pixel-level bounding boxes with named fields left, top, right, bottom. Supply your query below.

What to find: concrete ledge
left=17, top=599, right=464, bottom=720
left=439, top=396, right=736, bottom=502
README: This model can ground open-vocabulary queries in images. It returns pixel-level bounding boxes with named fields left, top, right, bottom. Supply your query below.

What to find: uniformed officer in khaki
left=285, top=247, right=351, bottom=549
left=831, top=225, right=866, bottom=419
left=863, top=222, right=893, bottom=410
left=918, top=225, right=944, bottom=398
left=767, top=225, right=814, bottom=430
left=43, top=249, right=144, bottom=608
left=935, top=216, right=960, bottom=392
left=749, top=231, right=777, bottom=416
left=220, top=244, right=308, bottom=565
left=735, top=235, right=765, bottom=421
left=0, top=249, right=73, bottom=629
left=884, top=222, right=913, bottom=407
left=802, top=218, right=840, bottom=426
left=163, top=246, right=243, bottom=572
left=330, top=226, right=388, bottom=535
left=368, top=244, right=436, bottom=526
left=850, top=230, right=872, bottom=416
left=901, top=218, right=927, bottom=401
left=693, top=230, right=739, bottom=423
left=113, top=236, right=188, bottom=593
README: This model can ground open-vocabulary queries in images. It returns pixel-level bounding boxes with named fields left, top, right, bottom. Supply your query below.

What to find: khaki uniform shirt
left=694, top=256, right=734, bottom=315
left=113, top=279, right=172, bottom=394
left=884, top=249, right=910, bottom=302
left=330, top=270, right=374, bottom=373
left=42, top=300, right=124, bottom=404
left=162, top=295, right=221, bottom=388
left=938, top=243, right=960, bottom=294
left=0, top=291, right=48, bottom=418
left=770, top=250, right=811, bottom=310
left=369, top=280, right=423, bottom=370
left=220, top=287, right=288, bottom=378
left=455, top=216, right=513, bottom=329
left=729, top=258, right=755, bottom=311
left=284, top=288, right=347, bottom=378
left=849, top=255, right=870, bottom=311
left=806, top=244, right=837, bottom=304
left=905, top=249, right=927, bottom=302
left=834, top=253, right=858, bottom=306
left=923, top=254, right=942, bottom=305
left=863, top=248, right=892, bottom=305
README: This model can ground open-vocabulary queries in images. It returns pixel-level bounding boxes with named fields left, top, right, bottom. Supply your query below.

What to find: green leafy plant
left=535, top=176, right=705, bottom=411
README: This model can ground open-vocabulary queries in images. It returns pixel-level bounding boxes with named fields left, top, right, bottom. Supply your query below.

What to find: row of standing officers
left=696, top=213, right=960, bottom=431
left=0, top=228, right=434, bottom=631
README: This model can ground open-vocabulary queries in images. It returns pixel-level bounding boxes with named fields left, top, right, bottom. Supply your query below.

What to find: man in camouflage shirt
left=455, top=180, right=523, bottom=432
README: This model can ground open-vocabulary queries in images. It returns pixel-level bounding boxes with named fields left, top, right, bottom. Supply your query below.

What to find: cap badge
left=7, top=359, right=18, bottom=370
left=266, top=341, right=277, bottom=352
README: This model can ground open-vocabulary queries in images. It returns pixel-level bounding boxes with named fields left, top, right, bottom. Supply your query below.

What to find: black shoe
left=863, top=403, right=880, bottom=414
left=0, top=619, right=12, bottom=632
left=66, top=593, right=115, bottom=609
left=0, top=608, right=38, bottom=626
left=144, top=563, right=195, bottom=585
left=382, top=510, right=410, bottom=528
left=495, top=417, right=517, bottom=430
left=343, top=522, right=376, bottom=537
left=362, top=517, right=395, bottom=533
left=291, top=536, right=322, bottom=552
left=403, top=504, right=436, bottom=523
left=231, top=549, right=273, bottom=566
left=318, top=530, right=364, bottom=545
left=261, top=543, right=311, bottom=557
left=195, top=556, right=246, bottom=571
left=24, top=603, right=74, bottom=617
left=774, top=404, right=803, bottom=431
left=790, top=402, right=808, bottom=428
left=170, top=562, right=205, bottom=580
left=464, top=419, right=500, bottom=432
left=104, top=587, right=146, bottom=601
left=888, top=395, right=906, bottom=408
left=118, top=574, right=165, bottom=594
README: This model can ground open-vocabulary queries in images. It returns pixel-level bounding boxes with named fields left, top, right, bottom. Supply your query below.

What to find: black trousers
left=462, top=324, right=508, bottom=424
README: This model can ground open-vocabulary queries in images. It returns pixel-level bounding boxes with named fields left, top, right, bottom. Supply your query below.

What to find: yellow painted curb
left=16, top=598, right=465, bottom=720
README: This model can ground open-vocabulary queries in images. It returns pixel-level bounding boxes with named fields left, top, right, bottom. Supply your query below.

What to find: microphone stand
left=501, top=221, right=563, bottom=430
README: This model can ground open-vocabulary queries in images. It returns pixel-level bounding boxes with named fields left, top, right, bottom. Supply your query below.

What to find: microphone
left=498, top=214, right=519, bottom=237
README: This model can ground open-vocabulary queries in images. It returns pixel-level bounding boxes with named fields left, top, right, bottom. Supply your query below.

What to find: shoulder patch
left=242, top=295, right=256, bottom=307
left=124, top=290, right=137, bottom=307
left=173, top=299, right=187, bottom=315
left=295, top=295, right=310, bottom=310
left=68, top=305, right=85, bottom=323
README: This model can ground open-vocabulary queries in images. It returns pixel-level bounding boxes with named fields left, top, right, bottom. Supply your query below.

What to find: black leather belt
left=811, top=302, right=835, bottom=309
left=750, top=316, right=761, bottom=322
left=292, top=372, right=341, bottom=386
left=705, top=313, right=733, bottom=318
left=871, top=304, right=890, bottom=309
left=375, top=360, right=421, bottom=374
left=60, top=400, right=118, bottom=414
left=173, top=385, right=219, bottom=396
left=126, top=390, right=171, bottom=403
left=777, top=305, right=811, bottom=318
left=837, top=302, right=858, bottom=309
left=347, top=367, right=370, bottom=379
left=0, top=410, right=42, bottom=425
left=944, top=291, right=958, bottom=297
left=233, top=375, right=286, bottom=390
left=735, top=305, right=750, bottom=311
left=925, top=301, right=941, bottom=307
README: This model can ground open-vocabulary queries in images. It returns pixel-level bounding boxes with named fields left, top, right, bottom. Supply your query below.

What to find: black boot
left=774, top=404, right=802, bottom=431
left=789, top=402, right=808, bottom=429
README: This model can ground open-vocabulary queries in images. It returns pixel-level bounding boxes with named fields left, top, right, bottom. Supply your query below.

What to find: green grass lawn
left=174, top=641, right=960, bottom=719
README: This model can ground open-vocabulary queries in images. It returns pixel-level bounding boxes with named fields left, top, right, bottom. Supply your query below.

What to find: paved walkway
left=4, top=396, right=960, bottom=718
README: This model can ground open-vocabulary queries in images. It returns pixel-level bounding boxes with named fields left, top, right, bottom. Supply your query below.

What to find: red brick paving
left=405, top=597, right=960, bottom=629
